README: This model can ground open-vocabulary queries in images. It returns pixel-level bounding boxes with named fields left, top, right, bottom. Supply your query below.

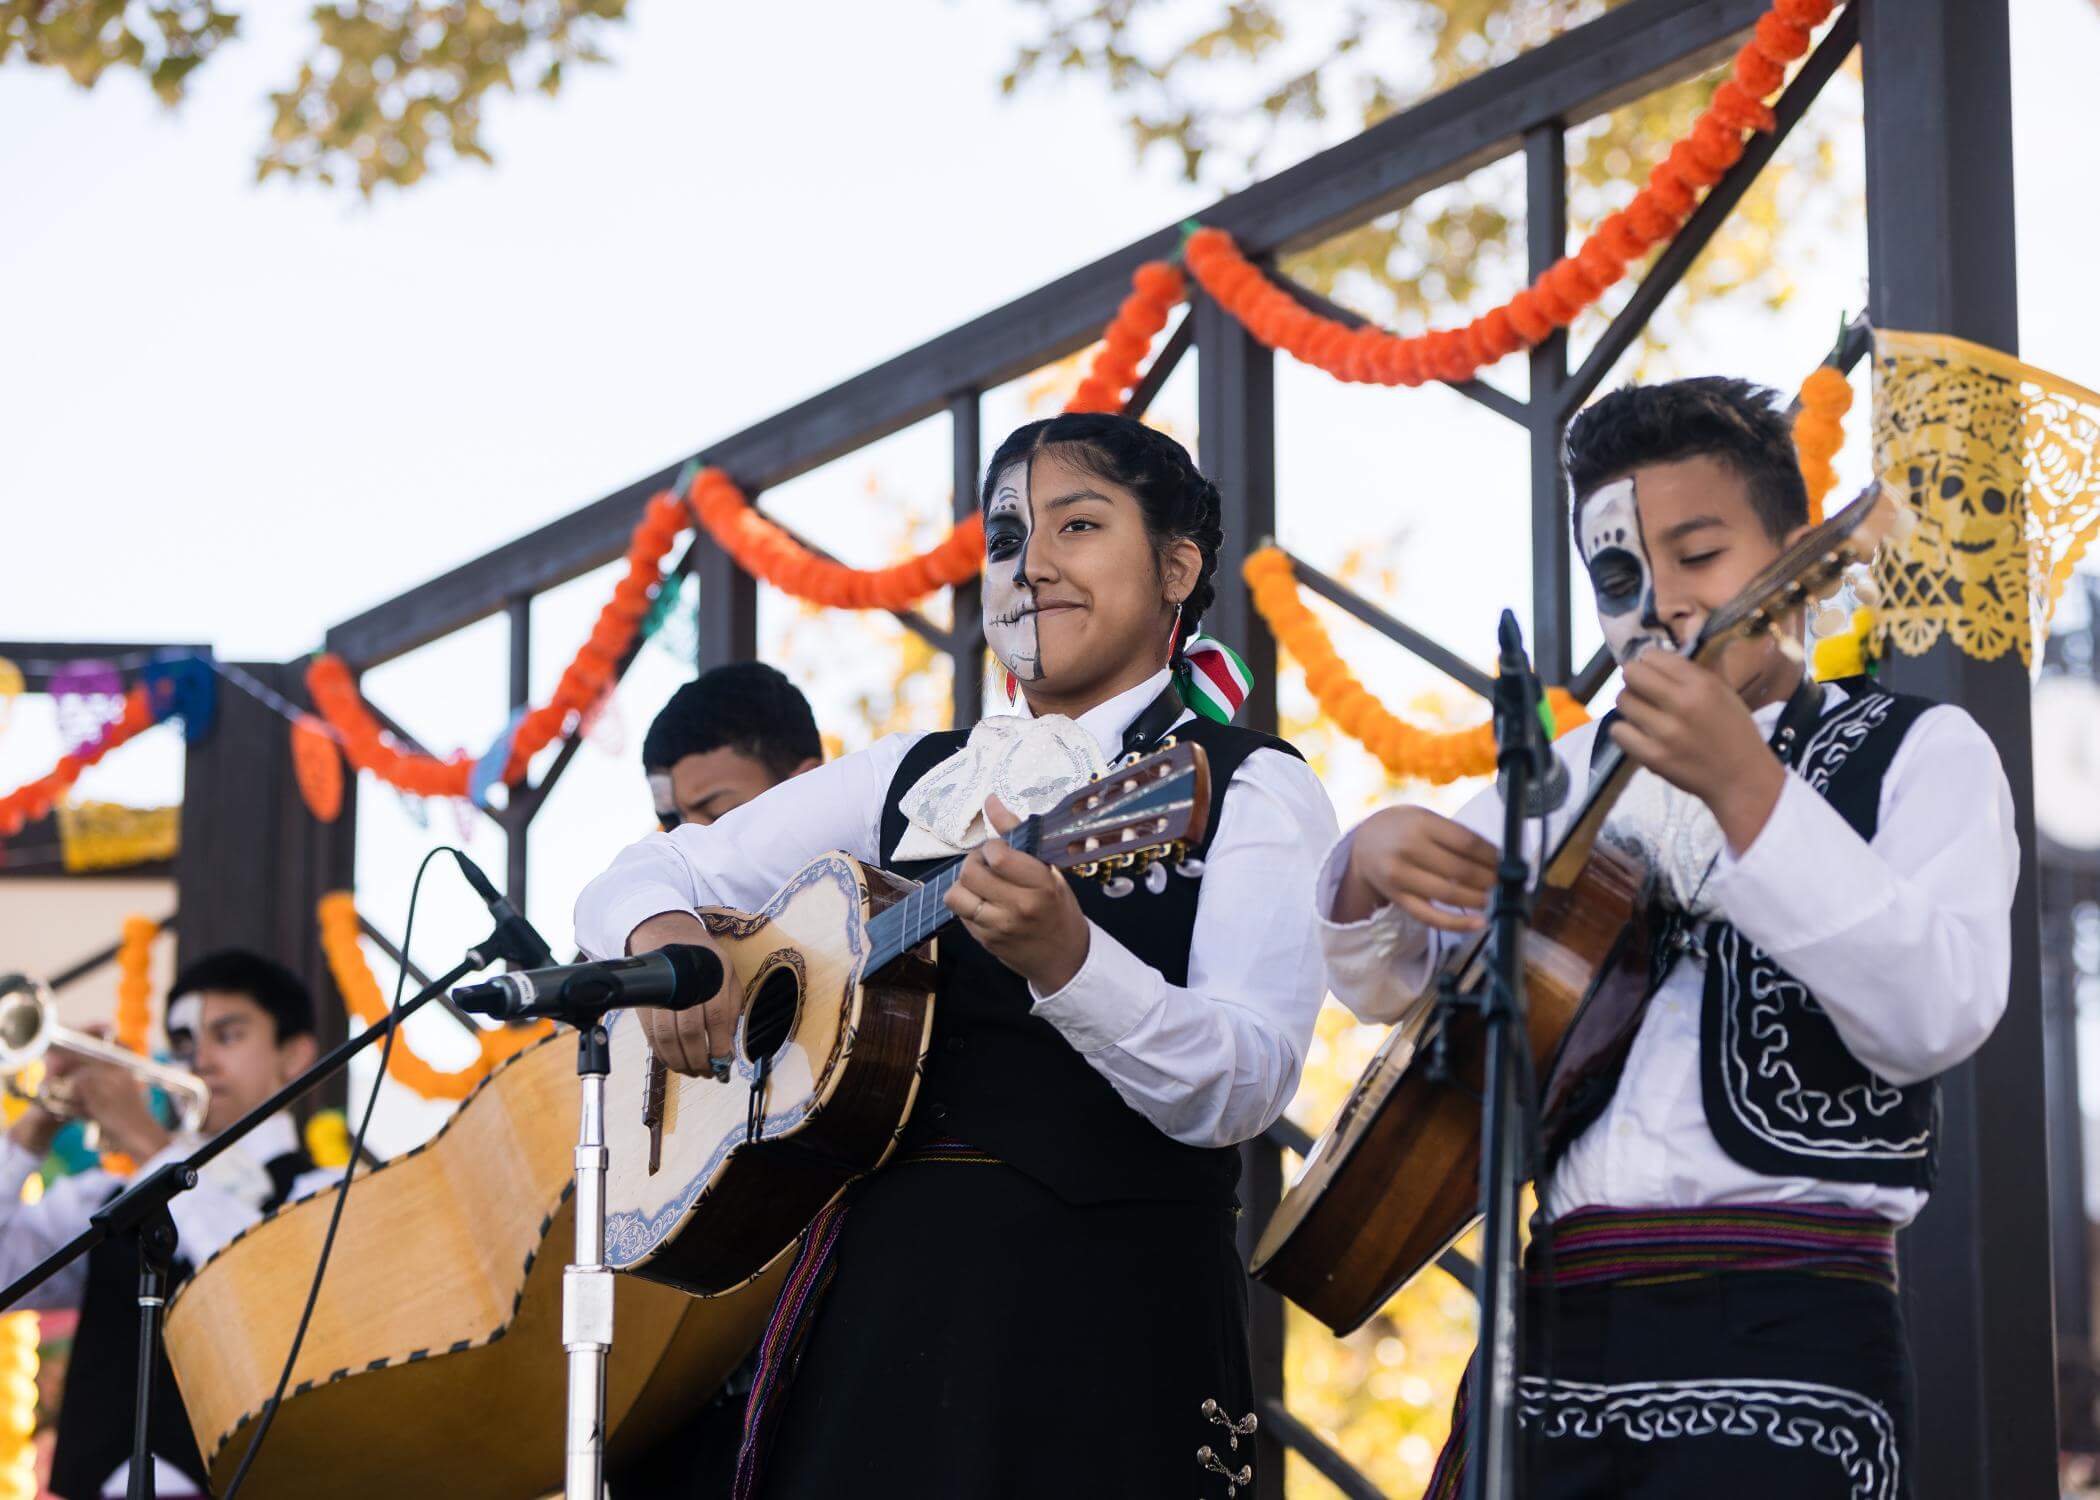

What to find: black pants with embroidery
left=1437, top=1272, right=1914, bottom=1500
left=754, top=1152, right=1255, bottom=1499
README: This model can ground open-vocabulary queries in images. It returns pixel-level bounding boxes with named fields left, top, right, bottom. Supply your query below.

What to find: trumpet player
left=0, top=949, right=337, bottom=1500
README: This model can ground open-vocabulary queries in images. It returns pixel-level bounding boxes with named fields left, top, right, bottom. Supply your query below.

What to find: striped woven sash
left=1531, top=1202, right=1899, bottom=1292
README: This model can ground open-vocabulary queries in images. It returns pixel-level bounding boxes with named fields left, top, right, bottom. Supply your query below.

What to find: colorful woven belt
left=1529, top=1202, right=1899, bottom=1292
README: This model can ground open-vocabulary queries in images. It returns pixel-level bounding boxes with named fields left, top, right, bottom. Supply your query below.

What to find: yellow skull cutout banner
left=1870, top=328, right=2100, bottom=670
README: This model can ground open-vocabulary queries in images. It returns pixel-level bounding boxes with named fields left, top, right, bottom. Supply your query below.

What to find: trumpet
left=0, top=973, right=211, bottom=1134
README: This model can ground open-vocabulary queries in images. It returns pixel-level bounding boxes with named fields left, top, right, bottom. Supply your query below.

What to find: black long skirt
left=752, top=1152, right=1257, bottom=1499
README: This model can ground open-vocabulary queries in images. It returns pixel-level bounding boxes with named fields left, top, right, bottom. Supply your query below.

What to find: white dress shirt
left=1316, top=682, right=2018, bottom=1225
left=0, top=1111, right=337, bottom=1309
left=574, top=670, right=1341, bottom=1149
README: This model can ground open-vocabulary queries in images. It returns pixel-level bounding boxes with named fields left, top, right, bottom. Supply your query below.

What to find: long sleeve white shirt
left=0, top=1111, right=337, bottom=1309
left=1315, top=683, right=2018, bottom=1225
left=573, top=670, right=1340, bottom=1149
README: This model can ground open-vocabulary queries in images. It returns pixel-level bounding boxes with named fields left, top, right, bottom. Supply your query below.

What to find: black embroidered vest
left=50, top=1146, right=315, bottom=1500
left=1695, top=681, right=1941, bottom=1188
left=878, top=716, right=1301, bottom=1209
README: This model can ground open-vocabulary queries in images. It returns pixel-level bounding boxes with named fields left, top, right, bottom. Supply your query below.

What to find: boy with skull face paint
left=1318, top=378, right=2018, bottom=1499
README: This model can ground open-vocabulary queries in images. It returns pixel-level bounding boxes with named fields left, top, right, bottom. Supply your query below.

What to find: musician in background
left=0, top=950, right=336, bottom=1500
left=612, top=661, right=824, bottom=1500
left=642, top=662, right=823, bottom=831
left=1320, top=378, right=2017, bottom=1499
left=577, top=413, right=1338, bottom=1498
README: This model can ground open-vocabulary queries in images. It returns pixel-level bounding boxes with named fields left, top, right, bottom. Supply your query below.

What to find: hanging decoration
left=1870, top=328, right=2100, bottom=669
left=99, top=913, right=160, bottom=1174
left=304, top=1109, right=353, bottom=1169
left=139, top=652, right=218, bottom=742
left=317, top=893, right=552, bottom=1102
left=1793, top=364, right=1854, bottom=524
left=1179, top=0, right=1835, bottom=389
left=0, top=685, right=160, bottom=840
left=49, top=660, right=126, bottom=755
left=56, top=802, right=180, bottom=873
left=291, top=715, right=345, bottom=823
left=1244, top=548, right=1588, bottom=783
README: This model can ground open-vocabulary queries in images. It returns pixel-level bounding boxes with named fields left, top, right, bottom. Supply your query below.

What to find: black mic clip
left=450, top=849, right=558, bottom=972
left=1492, top=611, right=1569, bottom=817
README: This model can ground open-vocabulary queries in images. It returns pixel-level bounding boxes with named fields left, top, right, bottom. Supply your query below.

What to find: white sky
left=2, top=0, right=2095, bottom=1150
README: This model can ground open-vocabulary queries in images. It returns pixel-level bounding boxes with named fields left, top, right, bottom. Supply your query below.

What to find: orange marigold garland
left=304, top=262, right=1191, bottom=799
left=317, top=892, right=551, bottom=1102
left=0, top=685, right=158, bottom=840
left=1793, top=364, right=1853, bottom=523
left=1182, top=0, right=1834, bottom=389
left=687, top=260, right=1188, bottom=605
left=100, top=913, right=159, bottom=1172
left=1245, top=549, right=1589, bottom=784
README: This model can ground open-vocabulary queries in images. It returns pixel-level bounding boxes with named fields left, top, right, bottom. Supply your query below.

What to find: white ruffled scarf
left=893, top=712, right=1108, bottom=862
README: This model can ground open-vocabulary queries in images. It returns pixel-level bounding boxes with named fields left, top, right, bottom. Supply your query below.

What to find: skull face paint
left=1577, top=476, right=1675, bottom=664
left=983, top=461, right=1044, bottom=683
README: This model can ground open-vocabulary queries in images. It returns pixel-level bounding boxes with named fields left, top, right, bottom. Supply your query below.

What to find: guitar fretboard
left=864, top=816, right=1042, bottom=973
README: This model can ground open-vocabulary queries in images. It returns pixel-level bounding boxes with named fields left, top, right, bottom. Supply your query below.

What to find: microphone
left=452, top=945, right=725, bottom=1024
left=450, top=850, right=557, bottom=971
left=1493, top=612, right=1570, bottom=817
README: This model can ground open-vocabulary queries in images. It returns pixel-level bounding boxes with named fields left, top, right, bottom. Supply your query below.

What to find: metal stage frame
left=5, top=2, right=2056, bottom=1493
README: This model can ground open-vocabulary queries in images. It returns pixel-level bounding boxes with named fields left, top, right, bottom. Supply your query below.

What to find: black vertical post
left=177, top=661, right=357, bottom=1109
left=1525, top=123, right=1572, bottom=686
left=2042, top=859, right=2099, bottom=1448
left=1195, top=286, right=1284, bottom=1500
left=951, top=393, right=985, bottom=729
left=504, top=595, right=531, bottom=910
left=695, top=525, right=760, bottom=672
left=1861, top=3, right=2055, bottom=1495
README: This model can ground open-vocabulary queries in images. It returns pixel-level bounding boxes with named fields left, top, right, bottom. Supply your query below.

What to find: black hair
left=981, top=412, right=1224, bottom=636
left=167, top=949, right=316, bottom=1044
left=641, top=662, right=822, bottom=781
left=1564, top=376, right=1809, bottom=543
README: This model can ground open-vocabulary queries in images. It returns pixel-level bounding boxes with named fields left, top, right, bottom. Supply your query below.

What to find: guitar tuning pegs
left=1854, top=575, right=1884, bottom=608
left=1143, top=861, right=1169, bottom=895
left=1102, top=875, right=1135, bottom=899
left=1775, top=632, right=1805, bottom=665
left=1175, top=856, right=1205, bottom=879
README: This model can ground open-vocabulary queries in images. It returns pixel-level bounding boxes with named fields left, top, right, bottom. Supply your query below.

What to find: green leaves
left=4, top=0, right=631, bottom=196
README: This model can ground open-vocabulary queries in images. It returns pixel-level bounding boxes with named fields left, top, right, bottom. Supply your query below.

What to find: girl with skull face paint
left=1315, top=378, right=2017, bottom=1500
left=573, top=413, right=1338, bottom=1498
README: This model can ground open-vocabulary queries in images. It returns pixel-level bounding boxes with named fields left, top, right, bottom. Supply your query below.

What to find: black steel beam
left=47, top=913, right=178, bottom=992
left=1562, top=2, right=1859, bottom=415
left=1861, top=3, right=2054, bottom=1496
left=1283, top=549, right=1497, bottom=700
left=1260, top=1400, right=1388, bottom=1500
left=694, top=529, right=759, bottom=673
left=323, top=0, right=1769, bottom=671
left=1571, top=645, right=1617, bottom=704
left=1123, top=311, right=1194, bottom=422
left=950, top=393, right=985, bottom=729
left=1526, top=122, right=1574, bottom=684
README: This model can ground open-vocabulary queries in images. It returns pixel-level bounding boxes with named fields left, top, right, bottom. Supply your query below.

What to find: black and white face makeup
left=983, top=461, right=1044, bottom=683
left=1577, top=476, right=1675, bottom=664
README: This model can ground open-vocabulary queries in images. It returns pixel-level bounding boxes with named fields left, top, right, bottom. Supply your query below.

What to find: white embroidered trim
left=1797, top=692, right=1894, bottom=796
left=1715, top=925, right=1930, bottom=1160
left=1518, top=1375, right=1900, bottom=1500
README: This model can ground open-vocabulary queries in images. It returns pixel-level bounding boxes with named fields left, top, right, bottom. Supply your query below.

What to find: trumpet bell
left=0, top=974, right=54, bottom=1066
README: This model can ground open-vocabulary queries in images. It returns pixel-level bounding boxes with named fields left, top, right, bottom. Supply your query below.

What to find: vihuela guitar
left=600, top=738, right=1212, bottom=1295
left=1252, top=483, right=1900, bottom=1336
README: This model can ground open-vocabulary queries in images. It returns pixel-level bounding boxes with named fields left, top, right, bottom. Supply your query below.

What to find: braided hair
left=980, top=413, right=1224, bottom=649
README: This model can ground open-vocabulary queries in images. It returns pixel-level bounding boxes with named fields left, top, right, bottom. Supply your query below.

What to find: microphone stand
left=0, top=920, right=534, bottom=1500
left=1466, top=610, right=1550, bottom=1500
left=564, top=1014, right=614, bottom=1500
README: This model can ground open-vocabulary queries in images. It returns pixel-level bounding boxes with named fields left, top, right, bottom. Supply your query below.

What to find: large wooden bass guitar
left=1253, top=484, right=1899, bottom=1335
left=602, top=739, right=1213, bottom=1294
left=163, top=1031, right=785, bottom=1500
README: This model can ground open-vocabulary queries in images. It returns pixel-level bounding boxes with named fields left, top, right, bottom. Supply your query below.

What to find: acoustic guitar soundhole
left=742, top=964, right=802, bottom=1062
